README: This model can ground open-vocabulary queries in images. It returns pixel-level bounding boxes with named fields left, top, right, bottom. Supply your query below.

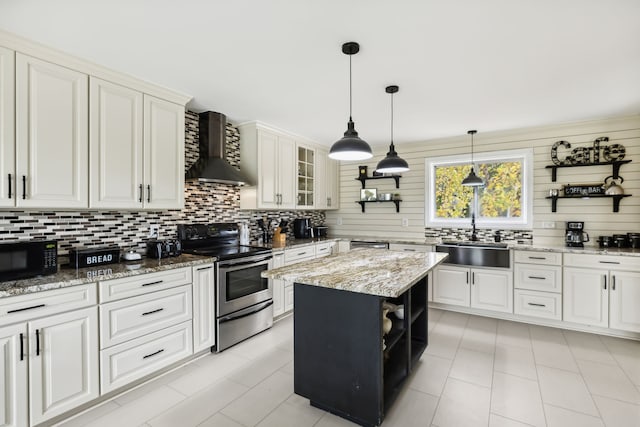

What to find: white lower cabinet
left=433, top=265, right=513, bottom=313
left=514, top=289, right=562, bottom=320
left=28, top=307, right=99, bottom=425
left=609, top=270, right=640, bottom=332
left=192, top=264, right=216, bottom=353
left=100, top=321, right=192, bottom=394
left=563, top=267, right=608, bottom=327
left=271, top=252, right=286, bottom=318
left=513, top=250, right=562, bottom=320
left=0, top=286, right=98, bottom=427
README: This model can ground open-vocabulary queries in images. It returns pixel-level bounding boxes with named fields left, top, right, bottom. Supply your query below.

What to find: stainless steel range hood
left=185, top=111, right=250, bottom=185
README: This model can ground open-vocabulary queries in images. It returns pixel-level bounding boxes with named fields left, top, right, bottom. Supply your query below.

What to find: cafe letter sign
left=551, top=137, right=626, bottom=165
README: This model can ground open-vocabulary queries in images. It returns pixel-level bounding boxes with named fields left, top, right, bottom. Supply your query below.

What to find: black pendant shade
left=329, top=42, right=373, bottom=161
left=461, top=129, right=484, bottom=187
left=376, top=85, right=409, bottom=173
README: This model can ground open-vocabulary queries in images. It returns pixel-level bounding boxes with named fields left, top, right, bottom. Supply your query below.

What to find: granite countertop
left=262, top=248, right=448, bottom=298
left=507, top=244, right=640, bottom=257
left=0, top=254, right=213, bottom=298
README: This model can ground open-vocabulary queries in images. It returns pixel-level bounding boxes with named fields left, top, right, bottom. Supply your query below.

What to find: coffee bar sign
left=551, top=137, right=626, bottom=165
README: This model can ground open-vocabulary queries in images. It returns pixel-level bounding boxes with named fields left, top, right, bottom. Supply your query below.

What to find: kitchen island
left=262, top=248, right=448, bottom=427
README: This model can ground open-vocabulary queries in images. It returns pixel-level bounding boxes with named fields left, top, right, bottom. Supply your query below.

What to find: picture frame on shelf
left=360, top=188, right=377, bottom=201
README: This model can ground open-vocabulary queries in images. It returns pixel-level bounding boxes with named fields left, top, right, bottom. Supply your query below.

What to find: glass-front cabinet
left=297, top=146, right=315, bottom=208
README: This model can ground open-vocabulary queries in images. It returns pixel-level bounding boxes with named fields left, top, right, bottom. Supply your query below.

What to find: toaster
left=146, top=239, right=182, bottom=259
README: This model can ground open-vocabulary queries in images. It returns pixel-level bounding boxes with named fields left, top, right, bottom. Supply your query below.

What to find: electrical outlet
left=337, top=217, right=343, bottom=226
left=149, top=225, right=159, bottom=238
left=541, top=221, right=556, bottom=229
left=402, top=218, right=409, bottom=227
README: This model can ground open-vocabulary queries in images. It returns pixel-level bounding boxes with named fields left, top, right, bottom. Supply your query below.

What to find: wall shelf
left=545, top=194, right=631, bottom=213
left=545, top=160, right=631, bottom=182
left=357, top=200, right=402, bottom=213
left=355, top=175, right=401, bottom=189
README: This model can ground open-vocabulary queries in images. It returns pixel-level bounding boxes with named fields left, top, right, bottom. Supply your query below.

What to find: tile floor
left=56, top=309, right=640, bottom=427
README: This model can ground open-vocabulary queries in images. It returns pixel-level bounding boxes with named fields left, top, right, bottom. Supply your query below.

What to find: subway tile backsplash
left=0, top=111, right=325, bottom=254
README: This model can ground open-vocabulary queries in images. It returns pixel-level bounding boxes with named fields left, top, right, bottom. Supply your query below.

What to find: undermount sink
left=436, top=241, right=510, bottom=268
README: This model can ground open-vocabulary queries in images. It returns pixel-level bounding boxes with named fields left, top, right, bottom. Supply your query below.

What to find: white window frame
left=425, top=148, right=533, bottom=229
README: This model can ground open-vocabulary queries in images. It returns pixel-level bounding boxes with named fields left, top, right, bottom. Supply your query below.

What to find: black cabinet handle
left=7, top=174, right=11, bottom=199
left=527, top=302, right=546, bottom=307
left=139, top=184, right=143, bottom=203
left=604, top=275, right=607, bottom=290
left=22, top=175, right=26, bottom=199
left=8, top=304, right=46, bottom=314
left=528, top=276, right=546, bottom=280
left=466, top=271, right=469, bottom=284
left=142, top=280, right=163, bottom=287
left=143, top=348, right=164, bottom=359
left=612, top=275, right=616, bottom=291
left=19, top=333, right=24, bottom=361
left=147, top=185, right=151, bottom=203
left=197, top=265, right=213, bottom=271
left=472, top=272, right=475, bottom=284
left=599, top=260, right=620, bottom=265
left=141, top=308, right=164, bottom=316
left=35, top=329, right=40, bottom=356
left=528, top=256, right=546, bottom=260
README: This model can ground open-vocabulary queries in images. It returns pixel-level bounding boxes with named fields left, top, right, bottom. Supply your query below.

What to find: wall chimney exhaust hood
left=185, top=111, right=250, bottom=185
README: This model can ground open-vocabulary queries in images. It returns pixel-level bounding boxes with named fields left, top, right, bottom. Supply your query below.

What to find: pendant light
left=329, top=42, right=373, bottom=161
left=376, top=85, right=409, bottom=173
left=461, top=130, right=484, bottom=187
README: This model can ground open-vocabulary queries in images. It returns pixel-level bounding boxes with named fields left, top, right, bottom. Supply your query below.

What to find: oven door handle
left=219, top=300, right=273, bottom=323
left=219, top=259, right=271, bottom=271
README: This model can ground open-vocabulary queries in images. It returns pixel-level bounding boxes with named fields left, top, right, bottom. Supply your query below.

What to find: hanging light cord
left=349, top=54, right=353, bottom=121
left=470, top=132, right=474, bottom=166
left=390, top=90, right=394, bottom=146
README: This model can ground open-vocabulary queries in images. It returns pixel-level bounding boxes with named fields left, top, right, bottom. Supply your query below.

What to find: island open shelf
left=293, top=276, right=428, bottom=427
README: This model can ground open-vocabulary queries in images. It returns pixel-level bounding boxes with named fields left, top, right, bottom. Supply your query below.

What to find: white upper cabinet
left=15, top=53, right=88, bottom=208
left=314, top=148, right=339, bottom=210
left=239, top=124, right=296, bottom=210
left=297, top=145, right=315, bottom=208
left=0, top=47, right=14, bottom=208
left=143, top=95, right=185, bottom=209
left=326, top=154, right=339, bottom=210
left=89, top=77, right=144, bottom=209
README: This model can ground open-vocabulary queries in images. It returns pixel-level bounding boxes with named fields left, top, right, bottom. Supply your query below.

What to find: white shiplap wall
left=325, top=115, right=640, bottom=247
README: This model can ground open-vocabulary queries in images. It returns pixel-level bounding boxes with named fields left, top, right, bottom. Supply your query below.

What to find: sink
left=436, top=242, right=510, bottom=268
left=441, top=240, right=508, bottom=249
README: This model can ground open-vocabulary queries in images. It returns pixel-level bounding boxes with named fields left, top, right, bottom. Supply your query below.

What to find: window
left=425, top=149, right=533, bottom=228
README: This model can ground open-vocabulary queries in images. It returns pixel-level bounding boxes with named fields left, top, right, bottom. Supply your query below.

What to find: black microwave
left=0, top=240, right=58, bottom=282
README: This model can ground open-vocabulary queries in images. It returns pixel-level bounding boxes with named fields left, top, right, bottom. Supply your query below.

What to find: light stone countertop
left=508, top=244, right=640, bottom=257
left=0, top=254, right=213, bottom=298
left=262, top=248, right=449, bottom=298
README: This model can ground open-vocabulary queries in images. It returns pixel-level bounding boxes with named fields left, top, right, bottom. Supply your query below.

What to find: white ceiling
left=1, top=0, right=639, bottom=147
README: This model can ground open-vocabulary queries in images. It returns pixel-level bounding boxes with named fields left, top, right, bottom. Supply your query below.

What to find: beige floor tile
left=408, top=354, right=452, bottom=396
left=84, top=386, right=186, bottom=427
left=432, top=378, right=491, bottom=427
left=600, top=335, right=640, bottom=358
left=226, top=347, right=292, bottom=388
left=220, top=370, right=293, bottom=426
left=428, top=308, right=444, bottom=323
left=494, top=343, right=537, bottom=380
left=198, top=413, right=244, bottom=427
left=563, top=330, right=617, bottom=365
left=148, top=378, right=248, bottom=427
left=460, top=318, right=497, bottom=355
left=56, top=401, right=121, bottom=427
left=425, top=330, right=461, bottom=360
left=496, top=320, right=532, bottom=349
left=169, top=351, right=250, bottom=396
left=449, top=347, right=494, bottom=387
left=532, top=339, right=579, bottom=372
left=489, top=413, right=534, bottom=427
left=279, top=359, right=294, bottom=375
left=436, top=310, right=469, bottom=332
left=382, top=388, right=439, bottom=427
left=255, top=394, right=324, bottom=427
left=577, top=359, right=640, bottom=404
left=314, top=412, right=360, bottom=426
left=544, top=404, right=604, bottom=427
left=491, top=372, right=545, bottom=427
left=593, top=395, right=640, bottom=427
left=537, top=365, right=599, bottom=416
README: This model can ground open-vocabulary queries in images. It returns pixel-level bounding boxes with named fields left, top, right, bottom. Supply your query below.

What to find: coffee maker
left=566, top=221, right=589, bottom=247
left=293, top=218, right=312, bottom=239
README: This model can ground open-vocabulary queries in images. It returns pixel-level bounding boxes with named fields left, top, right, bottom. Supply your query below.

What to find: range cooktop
left=177, top=223, right=270, bottom=261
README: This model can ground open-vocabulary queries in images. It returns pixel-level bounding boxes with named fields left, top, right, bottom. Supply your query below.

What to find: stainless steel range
left=177, top=223, right=273, bottom=352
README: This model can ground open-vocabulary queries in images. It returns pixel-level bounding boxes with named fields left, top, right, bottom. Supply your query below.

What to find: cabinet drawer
left=315, top=242, right=335, bottom=258
left=514, top=264, right=561, bottom=293
left=388, top=243, right=430, bottom=252
left=0, top=284, right=97, bottom=326
left=285, top=247, right=315, bottom=264
left=514, top=289, right=562, bottom=320
left=514, top=250, right=562, bottom=266
left=100, top=320, right=193, bottom=394
left=99, top=285, right=192, bottom=349
left=98, top=267, right=192, bottom=302
left=563, top=253, right=640, bottom=271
